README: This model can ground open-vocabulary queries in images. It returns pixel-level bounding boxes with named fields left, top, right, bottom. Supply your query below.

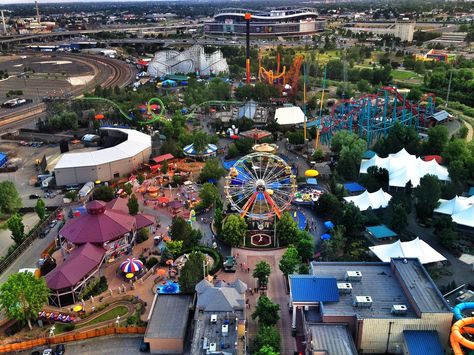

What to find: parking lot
left=0, top=141, right=64, bottom=208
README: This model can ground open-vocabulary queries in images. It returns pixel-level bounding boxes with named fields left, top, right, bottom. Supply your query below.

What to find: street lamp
left=49, top=324, right=55, bottom=337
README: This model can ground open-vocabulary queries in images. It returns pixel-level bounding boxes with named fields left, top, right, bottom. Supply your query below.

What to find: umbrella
left=324, top=221, right=335, bottom=229
left=156, top=268, right=167, bottom=276
left=163, top=236, right=171, bottom=242
left=158, top=197, right=169, bottom=204
left=321, top=233, right=331, bottom=240
left=125, top=273, right=134, bottom=279
left=72, top=305, right=83, bottom=312
left=120, top=258, right=144, bottom=273
left=94, top=114, right=104, bottom=120
left=305, top=169, right=319, bottom=177
left=230, top=135, right=239, bottom=140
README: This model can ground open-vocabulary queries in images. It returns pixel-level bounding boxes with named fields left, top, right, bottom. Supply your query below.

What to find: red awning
left=423, top=155, right=443, bottom=164
left=152, top=153, right=174, bottom=164
left=136, top=60, right=150, bottom=66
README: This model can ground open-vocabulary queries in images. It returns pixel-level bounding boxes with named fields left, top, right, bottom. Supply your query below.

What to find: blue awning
left=431, top=110, right=449, bottom=122
left=366, top=225, right=398, bottom=239
left=362, top=150, right=376, bottom=159
left=306, top=178, right=318, bottom=185
left=343, top=182, right=366, bottom=193
left=289, top=275, right=339, bottom=303
left=403, top=331, right=443, bottom=355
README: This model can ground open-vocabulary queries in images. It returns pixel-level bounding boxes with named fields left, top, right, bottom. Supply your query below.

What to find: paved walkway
left=218, top=248, right=296, bottom=354
left=0, top=212, right=39, bottom=258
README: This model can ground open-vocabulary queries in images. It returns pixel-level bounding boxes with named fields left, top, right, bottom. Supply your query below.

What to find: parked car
left=55, top=344, right=65, bottom=355
left=40, top=227, right=50, bottom=239
left=48, top=220, right=57, bottom=228
left=42, top=349, right=53, bottom=355
left=139, top=340, right=149, bottom=352
left=29, top=194, right=40, bottom=199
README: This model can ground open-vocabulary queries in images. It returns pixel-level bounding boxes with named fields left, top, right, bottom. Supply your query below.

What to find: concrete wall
left=358, top=313, right=453, bottom=353
left=145, top=337, right=183, bottom=354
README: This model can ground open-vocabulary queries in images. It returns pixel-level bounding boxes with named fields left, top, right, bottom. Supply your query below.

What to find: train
left=1, top=98, right=32, bottom=108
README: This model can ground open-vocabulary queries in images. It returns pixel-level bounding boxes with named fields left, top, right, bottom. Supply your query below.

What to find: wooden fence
left=0, top=326, right=146, bottom=353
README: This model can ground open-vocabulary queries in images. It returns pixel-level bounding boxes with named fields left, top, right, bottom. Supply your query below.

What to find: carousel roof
left=183, top=143, right=218, bottom=156
left=45, top=243, right=105, bottom=290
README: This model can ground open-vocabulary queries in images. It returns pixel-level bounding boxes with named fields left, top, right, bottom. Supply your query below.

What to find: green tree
left=340, top=203, right=363, bottom=237
left=296, top=231, right=314, bottom=261
left=390, top=203, right=408, bottom=233
left=35, top=198, right=46, bottom=220
left=165, top=240, right=183, bottom=258
left=356, top=79, right=370, bottom=93
left=414, top=175, right=441, bottom=221
left=438, top=228, right=458, bottom=249
left=123, top=183, right=133, bottom=196
left=255, top=326, right=281, bottom=353
left=7, top=213, right=25, bottom=245
left=192, top=131, right=210, bottom=154
left=199, top=159, right=226, bottom=183
left=0, top=272, right=49, bottom=330
left=127, top=194, right=139, bottom=215
left=279, top=246, right=301, bottom=277
left=161, top=160, right=169, bottom=174
left=0, top=181, right=22, bottom=214
left=407, top=86, right=422, bottom=101
left=320, top=225, right=346, bottom=261
left=276, top=212, right=299, bottom=246
left=179, top=251, right=205, bottom=293
left=331, top=131, right=367, bottom=180
left=252, top=295, right=280, bottom=326
left=222, top=214, right=247, bottom=247
left=93, top=185, right=115, bottom=201
left=253, top=261, right=271, bottom=288
left=199, top=183, right=220, bottom=209
left=170, top=217, right=201, bottom=249
left=426, top=125, right=449, bottom=155
left=315, top=193, right=342, bottom=218
left=254, top=344, right=279, bottom=355
left=213, top=207, right=224, bottom=236
left=137, top=173, right=145, bottom=185
left=414, top=61, right=426, bottom=75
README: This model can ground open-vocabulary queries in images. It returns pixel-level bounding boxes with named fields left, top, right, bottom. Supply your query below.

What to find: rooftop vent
left=353, top=296, right=372, bottom=308
left=209, top=343, right=217, bottom=352
left=345, top=271, right=362, bottom=282
left=222, top=324, right=229, bottom=335
left=337, top=282, right=353, bottom=294
left=210, top=314, right=217, bottom=324
left=391, top=304, right=408, bottom=315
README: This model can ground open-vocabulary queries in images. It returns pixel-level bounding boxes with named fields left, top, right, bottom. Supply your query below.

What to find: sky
left=0, top=0, right=176, bottom=4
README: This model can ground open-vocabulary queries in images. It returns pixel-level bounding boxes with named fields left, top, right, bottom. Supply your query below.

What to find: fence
left=0, top=326, right=146, bottom=353
left=0, top=207, right=61, bottom=276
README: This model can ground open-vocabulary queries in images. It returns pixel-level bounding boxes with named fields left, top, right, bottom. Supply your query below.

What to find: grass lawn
left=391, top=69, right=420, bottom=81
left=77, top=305, right=129, bottom=328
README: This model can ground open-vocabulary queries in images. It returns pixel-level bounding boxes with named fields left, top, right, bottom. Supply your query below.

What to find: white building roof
left=369, top=237, right=447, bottom=264
left=55, top=128, right=151, bottom=169
left=452, top=205, right=474, bottom=228
left=274, top=106, right=306, bottom=125
left=434, top=196, right=474, bottom=216
left=343, top=188, right=392, bottom=211
left=360, top=148, right=450, bottom=188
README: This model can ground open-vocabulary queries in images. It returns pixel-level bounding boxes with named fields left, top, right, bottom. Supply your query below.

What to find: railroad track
left=0, top=54, right=136, bottom=131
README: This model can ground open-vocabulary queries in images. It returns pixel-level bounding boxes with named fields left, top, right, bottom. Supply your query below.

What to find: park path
left=218, top=248, right=296, bottom=354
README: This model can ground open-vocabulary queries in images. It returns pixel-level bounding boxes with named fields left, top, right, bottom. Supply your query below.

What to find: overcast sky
left=0, top=0, right=173, bottom=4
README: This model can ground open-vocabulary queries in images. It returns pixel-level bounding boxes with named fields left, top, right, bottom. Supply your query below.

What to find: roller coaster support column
left=245, top=13, right=252, bottom=84
left=303, top=60, right=307, bottom=141
left=316, top=66, right=327, bottom=149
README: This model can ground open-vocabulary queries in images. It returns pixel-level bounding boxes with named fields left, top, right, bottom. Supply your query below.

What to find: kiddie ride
left=451, top=302, right=474, bottom=355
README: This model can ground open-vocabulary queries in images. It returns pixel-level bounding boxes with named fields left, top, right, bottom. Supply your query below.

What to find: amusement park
left=1, top=5, right=474, bottom=355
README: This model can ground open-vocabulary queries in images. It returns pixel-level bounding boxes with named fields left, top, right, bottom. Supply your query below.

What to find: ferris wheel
left=224, top=152, right=297, bottom=220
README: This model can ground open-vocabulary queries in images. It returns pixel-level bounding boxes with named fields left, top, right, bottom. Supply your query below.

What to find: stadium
left=204, top=7, right=326, bottom=37
left=54, top=127, right=151, bottom=186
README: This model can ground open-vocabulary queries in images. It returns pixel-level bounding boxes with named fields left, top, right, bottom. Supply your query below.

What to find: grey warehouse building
left=54, top=128, right=151, bottom=186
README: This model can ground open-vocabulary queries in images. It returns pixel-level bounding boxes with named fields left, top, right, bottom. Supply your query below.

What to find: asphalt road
left=20, top=335, right=144, bottom=355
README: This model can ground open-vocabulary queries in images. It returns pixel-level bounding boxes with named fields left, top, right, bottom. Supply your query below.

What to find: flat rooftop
left=391, top=258, right=450, bottom=313
left=145, top=294, right=193, bottom=340
left=190, top=311, right=244, bottom=355
left=312, top=261, right=417, bottom=318
left=310, top=259, right=450, bottom=319
left=309, top=324, right=358, bottom=355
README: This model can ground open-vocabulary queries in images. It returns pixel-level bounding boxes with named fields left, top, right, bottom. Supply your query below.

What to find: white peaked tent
left=343, top=188, right=392, bottom=211
left=359, top=148, right=450, bottom=188
left=369, top=237, right=447, bottom=264
left=434, top=196, right=473, bottom=216
left=452, top=205, right=474, bottom=228
left=274, top=106, right=306, bottom=125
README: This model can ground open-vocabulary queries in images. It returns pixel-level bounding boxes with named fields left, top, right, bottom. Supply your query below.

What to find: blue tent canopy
left=0, top=153, right=7, bottom=168
left=366, top=225, right=398, bottom=239
left=306, top=178, right=318, bottom=185
left=343, top=182, right=366, bottom=193
left=324, top=221, right=335, bottom=229
left=321, top=233, right=331, bottom=240
left=223, top=160, right=238, bottom=170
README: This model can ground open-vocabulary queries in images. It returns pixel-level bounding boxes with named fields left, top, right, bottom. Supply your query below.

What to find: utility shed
left=145, top=294, right=194, bottom=354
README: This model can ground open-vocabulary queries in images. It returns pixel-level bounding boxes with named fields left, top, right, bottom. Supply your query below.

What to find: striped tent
left=183, top=143, right=218, bottom=157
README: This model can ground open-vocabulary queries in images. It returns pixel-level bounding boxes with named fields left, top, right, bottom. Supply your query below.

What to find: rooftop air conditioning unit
left=391, top=304, right=408, bottom=315
left=202, top=337, right=209, bottom=350
left=210, top=314, right=217, bottom=324
left=337, top=283, right=353, bottom=294
left=353, top=296, right=372, bottom=308
left=345, top=271, right=362, bottom=282
left=209, top=343, right=217, bottom=352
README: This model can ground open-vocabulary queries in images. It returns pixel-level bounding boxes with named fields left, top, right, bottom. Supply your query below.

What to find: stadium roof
left=289, top=275, right=339, bottom=303
left=369, top=237, right=447, bottom=264
left=55, top=128, right=151, bottom=169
